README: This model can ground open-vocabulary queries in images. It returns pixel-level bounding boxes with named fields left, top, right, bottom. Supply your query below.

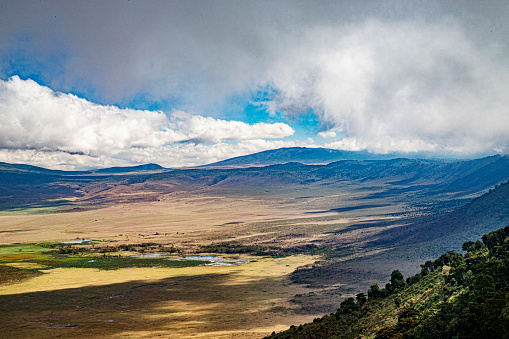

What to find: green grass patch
left=34, top=255, right=209, bottom=270
left=199, top=243, right=329, bottom=257
left=0, top=206, right=60, bottom=216
left=0, top=202, right=90, bottom=215
left=0, top=243, right=51, bottom=256
left=0, top=243, right=210, bottom=274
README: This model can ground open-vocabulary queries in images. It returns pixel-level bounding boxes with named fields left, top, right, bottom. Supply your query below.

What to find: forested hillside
left=267, top=226, right=509, bottom=339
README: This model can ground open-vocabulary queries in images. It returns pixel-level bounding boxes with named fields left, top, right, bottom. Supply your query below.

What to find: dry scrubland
left=0, top=190, right=403, bottom=338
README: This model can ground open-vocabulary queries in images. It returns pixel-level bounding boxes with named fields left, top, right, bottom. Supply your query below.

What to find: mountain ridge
left=201, top=147, right=402, bottom=168
left=2, top=153, right=509, bottom=212
left=0, top=162, right=166, bottom=175
left=373, top=179, right=509, bottom=253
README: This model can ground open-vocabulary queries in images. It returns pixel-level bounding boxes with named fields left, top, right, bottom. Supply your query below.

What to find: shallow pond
left=58, top=239, right=93, bottom=244
left=136, top=254, right=250, bottom=267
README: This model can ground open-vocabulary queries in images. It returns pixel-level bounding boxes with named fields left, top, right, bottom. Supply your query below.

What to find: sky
left=1, top=0, right=509, bottom=170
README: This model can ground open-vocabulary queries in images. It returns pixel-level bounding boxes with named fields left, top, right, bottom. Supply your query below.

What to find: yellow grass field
left=0, top=194, right=340, bottom=245
left=0, top=254, right=319, bottom=338
left=0, top=190, right=400, bottom=338
left=0, top=194, right=353, bottom=338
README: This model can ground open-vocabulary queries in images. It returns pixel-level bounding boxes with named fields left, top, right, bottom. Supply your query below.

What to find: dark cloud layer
left=3, top=1, right=507, bottom=108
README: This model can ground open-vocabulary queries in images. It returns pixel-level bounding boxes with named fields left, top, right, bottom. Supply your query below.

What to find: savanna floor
left=0, top=190, right=410, bottom=338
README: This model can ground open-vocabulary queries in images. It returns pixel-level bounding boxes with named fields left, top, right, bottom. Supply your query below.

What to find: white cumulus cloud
left=0, top=77, right=294, bottom=168
left=168, top=111, right=294, bottom=144
left=318, top=131, right=337, bottom=139
left=2, top=1, right=509, bottom=164
left=0, top=139, right=309, bottom=170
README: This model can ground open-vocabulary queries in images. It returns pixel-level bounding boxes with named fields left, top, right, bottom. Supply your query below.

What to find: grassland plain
left=0, top=188, right=411, bottom=338
left=2, top=154, right=509, bottom=337
left=0, top=254, right=319, bottom=338
left=2, top=175, right=502, bottom=338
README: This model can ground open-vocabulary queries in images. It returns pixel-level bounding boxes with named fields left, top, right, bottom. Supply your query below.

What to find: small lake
left=136, top=253, right=250, bottom=267
left=58, top=239, right=93, bottom=244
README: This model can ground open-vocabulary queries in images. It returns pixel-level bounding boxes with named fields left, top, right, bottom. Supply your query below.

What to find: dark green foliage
left=367, top=284, right=382, bottom=299
left=463, top=240, right=475, bottom=251
left=458, top=287, right=509, bottom=338
left=482, top=225, right=509, bottom=258
left=392, top=226, right=509, bottom=339
left=199, top=243, right=325, bottom=257
left=267, top=225, right=509, bottom=339
left=420, top=260, right=435, bottom=276
left=368, top=270, right=405, bottom=300
left=379, top=287, right=390, bottom=298
left=420, top=251, right=464, bottom=279
left=463, top=240, right=485, bottom=252
left=55, top=245, right=89, bottom=254
left=375, top=307, right=420, bottom=339
left=339, top=297, right=359, bottom=313
left=405, top=274, right=420, bottom=285
left=34, top=255, right=209, bottom=270
left=434, top=251, right=464, bottom=268
left=46, top=242, right=183, bottom=255
left=355, top=293, right=367, bottom=306
left=474, top=239, right=484, bottom=250
left=199, top=243, right=275, bottom=255
left=388, top=270, right=406, bottom=292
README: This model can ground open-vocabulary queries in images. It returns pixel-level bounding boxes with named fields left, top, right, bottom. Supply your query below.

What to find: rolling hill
left=201, top=147, right=398, bottom=167
left=1, top=151, right=509, bottom=213
left=92, top=163, right=165, bottom=174
left=373, top=179, right=509, bottom=254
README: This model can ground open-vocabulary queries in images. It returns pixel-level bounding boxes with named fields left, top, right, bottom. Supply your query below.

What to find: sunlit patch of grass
left=0, top=254, right=36, bottom=261
left=3, top=262, right=47, bottom=269
left=0, top=244, right=50, bottom=256
left=0, top=206, right=60, bottom=216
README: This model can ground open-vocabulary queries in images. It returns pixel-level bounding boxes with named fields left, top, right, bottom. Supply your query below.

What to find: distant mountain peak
left=202, top=147, right=398, bottom=168
left=93, top=163, right=165, bottom=174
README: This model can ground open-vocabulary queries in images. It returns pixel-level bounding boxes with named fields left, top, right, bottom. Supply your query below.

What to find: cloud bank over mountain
left=266, top=19, right=509, bottom=154
left=1, top=1, right=509, bottom=168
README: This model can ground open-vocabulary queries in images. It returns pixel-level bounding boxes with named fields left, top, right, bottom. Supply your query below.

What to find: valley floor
left=0, top=185, right=485, bottom=338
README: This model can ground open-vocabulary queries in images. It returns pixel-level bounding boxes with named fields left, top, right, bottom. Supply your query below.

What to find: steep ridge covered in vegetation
left=267, top=226, right=509, bottom=339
